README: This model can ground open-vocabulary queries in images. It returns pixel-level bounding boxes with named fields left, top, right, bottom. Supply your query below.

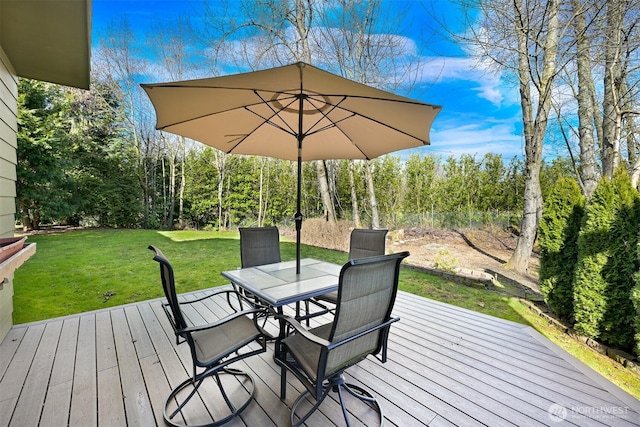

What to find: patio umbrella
left=141, top=61, right=442, bottom=273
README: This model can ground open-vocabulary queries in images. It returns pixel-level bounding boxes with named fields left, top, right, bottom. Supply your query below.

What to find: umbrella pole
left=295, top=149, right=302, bottom=275
left=295, top=91, right=304, bottom=275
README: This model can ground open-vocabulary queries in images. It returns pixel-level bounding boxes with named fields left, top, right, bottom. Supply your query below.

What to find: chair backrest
left=325, top=251, right=409, bottom=376
left=148, top=245, right=188, bottom=333
left=348, top=229, right=387, bottom=260
left=239, top=226, right=281, bottom=267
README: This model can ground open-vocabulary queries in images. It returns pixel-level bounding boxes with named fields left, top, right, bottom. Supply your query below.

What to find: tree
left=403, top=153, right=439, bottom=223
left=183, top=147, right=219, bottom=228
left=202, top=0, right=433, bottom=228
left=556, top=0, right=640, bottom=193
left=314, top=0, right=425, bottom=229
left=567, top=0, right=600, bottom=199
left=632, top=229, right=640, bottom=356
left=207, top=0, right=338, bottom=225
left=68, top=81, right=142, bottom=227
left=148, top=15, right=199, bottom=229
left=16, top=80, right=74, bottom=229
left=457, top=0, right=562, bottom=272
left=94, top=17, right=153, bottom=227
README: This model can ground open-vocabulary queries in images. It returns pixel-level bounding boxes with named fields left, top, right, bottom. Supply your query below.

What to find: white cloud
left=422, top=115, right=524, bottom=159
left=415, top=56, right=512, bottom=107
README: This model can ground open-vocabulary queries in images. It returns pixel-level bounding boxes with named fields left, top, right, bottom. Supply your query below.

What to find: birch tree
left=457, top=0, right=563, bottom=273
left=315, top=0, right=425, bottom=228
left=147, top=17, right=194, bottom=228
left=94, top=18, right=153, bottom=226
left=201, top=0, right=428, bottom=227
left=200, top=0, right=338, bottom=224
left=556, top=0, right=639, bottom=192
left=567, top=0, right=600, bottom=199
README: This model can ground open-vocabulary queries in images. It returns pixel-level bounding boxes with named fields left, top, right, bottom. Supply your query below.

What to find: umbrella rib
left=155, top=97, right=289, bottom=130
left=242, top=107, right=297, bottom=138
left=302, top=96, right=431, bottom=150
left=252, top=90, right=299, bottom=136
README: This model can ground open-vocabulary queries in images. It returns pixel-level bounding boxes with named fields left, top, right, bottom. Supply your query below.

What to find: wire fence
left=393, top=210, right=521, bottom=231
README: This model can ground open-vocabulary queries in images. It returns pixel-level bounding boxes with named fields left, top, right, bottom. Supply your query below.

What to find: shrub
left=433, top=250, right=457, bottom=273
left=573, top=170, right=640, bottom=352
left=632, top=228, right=640, bottom=356
left=539, top=176, right=584, bottom=320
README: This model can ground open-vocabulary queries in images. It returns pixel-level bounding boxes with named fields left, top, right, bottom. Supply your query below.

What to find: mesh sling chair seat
left=314, top=228, right=388, bottom=306
left=149, top=245, right=270, bottom=427
left=275, top=251, right=409, bottom=427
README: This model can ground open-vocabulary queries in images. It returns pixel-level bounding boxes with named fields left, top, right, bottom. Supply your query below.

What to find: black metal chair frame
left=149, top=245, right=270, bottom=427
left=275, top=251, right=409, bottom=427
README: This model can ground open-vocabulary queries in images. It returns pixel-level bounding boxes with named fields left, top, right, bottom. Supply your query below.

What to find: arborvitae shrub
left=573, top=170, right=640, bottom=352
left=539, top=176, right=584, bottom=320
left=633, top=231, right=640, bottom=356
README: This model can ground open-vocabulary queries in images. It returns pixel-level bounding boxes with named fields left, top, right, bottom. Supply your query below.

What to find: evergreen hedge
left=573, top=170, right=640, bottom=353
left=633, top=230, right=640, bottom=356
left=539, top=177, right=584, bottom=320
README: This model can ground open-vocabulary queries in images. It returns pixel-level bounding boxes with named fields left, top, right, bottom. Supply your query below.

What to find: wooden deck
left=1, top=289, right=639, bottom=426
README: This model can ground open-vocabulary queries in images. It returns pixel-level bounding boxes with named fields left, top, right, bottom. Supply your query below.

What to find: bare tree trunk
left=348, top=160, right=361, bottom=227
left=215, top=151, right=227, bottom=231
left=364, top=160, right=380, bottom=228
left=316, top=160, right=336, bottom=223
left=628, top=111, right=640, bottom=188
left=601, top=0, right=626, bottom=178
left=571, top=0, right=600, bottom=199
left=178, top=138, right=186, bottom=229
left=507, top=0, right=559, bottom=273
left=168, top=153, right=176, bottom=228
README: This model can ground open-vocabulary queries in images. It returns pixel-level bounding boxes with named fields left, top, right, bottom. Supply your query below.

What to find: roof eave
left=1, top=0, right=91, bottom=89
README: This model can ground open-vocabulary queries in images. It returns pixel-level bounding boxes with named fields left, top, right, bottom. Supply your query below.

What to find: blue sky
left=92, top=0, right=529, bottom=161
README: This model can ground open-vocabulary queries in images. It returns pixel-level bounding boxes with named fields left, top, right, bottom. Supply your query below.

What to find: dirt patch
left=388, top=227, right=540, bottom=294
left=285, top=220, right=540, bottom=295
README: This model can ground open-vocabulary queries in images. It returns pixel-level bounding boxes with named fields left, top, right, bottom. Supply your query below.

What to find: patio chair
left=149, top=245, right=269, bottom=427
left=274, top=251, right=409, bottom=427
left=239, top=226, right=311, bottom=324
left=239, top=226, right=281, bottom=268
left=314, top=228, right=388, bottom=306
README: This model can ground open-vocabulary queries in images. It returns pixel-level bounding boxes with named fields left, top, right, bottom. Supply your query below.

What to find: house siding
left=0, top=46, right=19, bottom=341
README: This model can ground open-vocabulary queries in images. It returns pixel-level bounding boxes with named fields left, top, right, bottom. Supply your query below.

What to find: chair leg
left=339, top=382, right=383, bottom=427
left=164, top=368, right=256, bottom=427
left=290, top=387, right=332, bottom=427
left=304, top=300, right=310, bottom=326
left=280, top=366, right=287, bottom=400
left=289, top=376, right=383, bottom=427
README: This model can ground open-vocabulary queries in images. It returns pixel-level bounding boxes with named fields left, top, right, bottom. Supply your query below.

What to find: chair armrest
left=327, top=317, right=400, bottom=351
left=174, top=306, right=266, bottom=335
left=274, top=314, right=331, bottom=347
left=177, top=287, right=269, bottom=312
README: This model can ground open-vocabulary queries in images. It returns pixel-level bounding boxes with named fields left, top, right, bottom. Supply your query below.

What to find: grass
left=13, top=229, right=348, bottom=323
left=13, top=228, right=640, bottom=399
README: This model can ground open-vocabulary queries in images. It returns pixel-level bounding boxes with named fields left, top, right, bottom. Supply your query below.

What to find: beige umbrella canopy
left=141, top=61, right=442, bottom=272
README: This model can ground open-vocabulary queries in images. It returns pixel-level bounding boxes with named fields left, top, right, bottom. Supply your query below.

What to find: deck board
left=1, top=289, right=639, bottom=426
left=69, top=314, right=97, bottom=427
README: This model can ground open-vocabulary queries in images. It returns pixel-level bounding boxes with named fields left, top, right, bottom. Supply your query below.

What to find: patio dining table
left=221, top=258, right=341, bottom=337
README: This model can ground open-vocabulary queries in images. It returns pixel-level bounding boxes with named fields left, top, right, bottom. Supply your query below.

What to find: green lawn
left=12, top=228, right=640, bottom=399
left=13, top=229, right=528, bottom=325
